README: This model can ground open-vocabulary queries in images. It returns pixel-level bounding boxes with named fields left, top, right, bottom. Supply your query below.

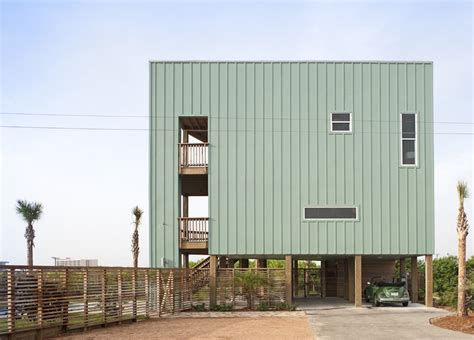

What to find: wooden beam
left=354, top=256, right=362, bottom=307
left=285, top=256, right=293, bottom=305
left=425, top=255, right=433, bottom=307
left=179, top=167, right=208, bottom=175
left=209, top=255, right=217, bottom=307
left=411, top=256, right=418, bottom=303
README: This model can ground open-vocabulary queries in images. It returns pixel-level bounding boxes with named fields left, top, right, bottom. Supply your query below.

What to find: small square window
left=330, top=113, right=352, bottom=133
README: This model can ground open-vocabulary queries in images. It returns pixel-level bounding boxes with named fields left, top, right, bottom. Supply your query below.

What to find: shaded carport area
left=290, top=255, right=433, bottom=308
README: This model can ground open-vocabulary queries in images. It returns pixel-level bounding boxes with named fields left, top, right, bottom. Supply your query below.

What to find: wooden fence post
left=7, top=268, right=15, bottom=334
left=171, top=271, right=175, bottom=314
left=157, top=269, right=161, bottom=316
left=145, top=269, right=149, bottom=317
left=62, top=268, right=69, bottom=331
left=83, top=268, right=89, bottom=330
left=101, top=268, right=106, bottom=325
left=37, top=269, right=44, bottom=330
left=117, top=269, right=123, bottom=324
left=285, top=256, right=293, bottom=305
left=132, top=269, right=137, bottom=321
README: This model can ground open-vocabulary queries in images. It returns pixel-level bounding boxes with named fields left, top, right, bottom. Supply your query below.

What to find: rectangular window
left=304, top=207, right=358, bottom=220
left=330, top=113, right=352, bottom=133
left=401, top=113, right=417, bottom=166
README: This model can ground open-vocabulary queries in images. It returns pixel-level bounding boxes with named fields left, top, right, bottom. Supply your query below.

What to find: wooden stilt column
left=182, top=254, right=189, bottom=269
left=425, top=255, right=433, bottom=307
left=256, top=259, right=267, bottom=268
left=293, top=260, right=299, bottom=297
left=344, top=259, right=349, bottom=300
left=411, top=256, right=418, bottom=303
left=219, top=257, right=227, bottom=269
left=354, top=255, right=362, bottom=307
left=209, top=255, right=217, bottom=308
left=285, top=256, right=293, bottom=305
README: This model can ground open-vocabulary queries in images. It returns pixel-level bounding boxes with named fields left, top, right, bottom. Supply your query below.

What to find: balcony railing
left=179, top=217, right=209, bottom=244
left=179, top=143, right=208, bottom=168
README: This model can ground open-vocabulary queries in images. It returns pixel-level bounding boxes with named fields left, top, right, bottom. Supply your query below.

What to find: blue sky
left=1, top=0, right=472, bottom=266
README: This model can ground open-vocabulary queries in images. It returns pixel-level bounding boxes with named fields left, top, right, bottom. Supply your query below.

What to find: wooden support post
left=182, top=254, right=189, bottom=269
left=62, top=268, right=69, bottom=331
left=256, top=259, right=267, bottom=268
left=118, top=269, right=123, bottom=323
left=411, top=256, right=418, bottom=303
left=209, top=255, right=218, bottom=307
left=156, top=269, right=161, bottom=316
left=145, top=269, right=150, bottom=317
left=7, top=269, right=15, bottom=334
left=37, top=269, right=44, bottom=329
left=132, top=269, right=137, bottom=321
left=285, top=256, right=293, bottom=305
left=83, top=269, right=89, bottom=330
left=425, top=255, right=433, bottom=307
left=101, top=268, right=106, bottom=325
left=183, top=195, right=188, bottom=217
left=321, top=261, right=326, bottom=298
left=354, top=256, right=362, bottom=307
left=228, top=259, right=235, bottom=268
left=348, top=257, right=355, bottom=303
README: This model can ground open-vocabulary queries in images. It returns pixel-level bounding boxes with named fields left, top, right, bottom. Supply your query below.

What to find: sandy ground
left=55, top=316, right=314, bottom=339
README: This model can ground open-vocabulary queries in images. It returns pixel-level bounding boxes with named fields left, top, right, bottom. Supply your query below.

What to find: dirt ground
left=431, top=314, right=474, bottom=335
left=56, top=316, right=314, bottom=339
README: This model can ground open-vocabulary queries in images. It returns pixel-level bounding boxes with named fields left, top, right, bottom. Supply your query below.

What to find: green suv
left=364, top=277, right=410, bottom=307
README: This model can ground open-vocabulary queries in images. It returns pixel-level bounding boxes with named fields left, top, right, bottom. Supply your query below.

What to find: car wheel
left=402, top=302, right=408, bottom=307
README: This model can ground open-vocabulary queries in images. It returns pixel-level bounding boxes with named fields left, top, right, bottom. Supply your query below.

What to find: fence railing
left=178, top=143, right=208, bottom=168
left=0, top=265, right=287, bottom=336
left=179, top=217, right=209, bottom=243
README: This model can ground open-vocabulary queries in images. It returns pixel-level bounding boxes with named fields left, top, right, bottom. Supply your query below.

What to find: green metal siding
left=150, top=61, right=434, bottom=267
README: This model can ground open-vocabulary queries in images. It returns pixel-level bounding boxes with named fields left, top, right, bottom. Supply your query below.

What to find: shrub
left=191, top=303, right=207, bottom=312
left=210, top=304, right=233, bottom=312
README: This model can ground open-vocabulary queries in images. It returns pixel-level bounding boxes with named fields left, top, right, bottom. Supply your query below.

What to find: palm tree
left=456, top=181, right=469, bottom=317
left=131, top=206, right=144, bottom=268
left=16, top=200, right=43, bottom=267
left=235, top=271, right=267, bottom=309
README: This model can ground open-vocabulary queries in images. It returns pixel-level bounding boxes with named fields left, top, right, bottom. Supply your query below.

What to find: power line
left=1, top=112, right=473, bottom=125
left=1, top=125, right=473, bottom=135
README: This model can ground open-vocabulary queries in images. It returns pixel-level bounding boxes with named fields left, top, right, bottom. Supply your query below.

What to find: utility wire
left=1, top=125, right=473, bottom=135
left=1, top=112, right=473, bottom=125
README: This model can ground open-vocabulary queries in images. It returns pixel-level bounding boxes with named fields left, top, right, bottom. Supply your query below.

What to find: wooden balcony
left=178, top=143, right=208, bottom=175
left=179, top=217, right=208, bottom=252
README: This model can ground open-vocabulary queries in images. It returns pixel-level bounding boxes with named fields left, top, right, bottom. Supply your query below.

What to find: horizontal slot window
left=330, top=112, right=352, bottom=133
left=304, top=207, right=358, bottom=220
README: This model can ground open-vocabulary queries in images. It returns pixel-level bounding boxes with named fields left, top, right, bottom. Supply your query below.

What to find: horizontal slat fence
left=0, top=266, right=288, bottom=336
left=0, top=266, right=210, bottom=336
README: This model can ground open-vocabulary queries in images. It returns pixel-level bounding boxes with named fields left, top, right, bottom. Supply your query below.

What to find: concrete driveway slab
left=300, top=301, right=471, bottom=339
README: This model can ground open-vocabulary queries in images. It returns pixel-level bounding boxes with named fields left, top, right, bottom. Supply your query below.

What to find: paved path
left=299, top=299, right=472, bottom=339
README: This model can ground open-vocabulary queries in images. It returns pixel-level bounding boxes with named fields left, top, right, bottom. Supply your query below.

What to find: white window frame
left=302, top=206, right=359, bottom=221
left=330, top=112, right=352, bottom=133
left=400, top=112, right=418, bottom=167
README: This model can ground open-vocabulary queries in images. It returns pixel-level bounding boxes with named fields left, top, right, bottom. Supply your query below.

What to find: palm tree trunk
left=132, top=227, right=139, bottom=268
left=457, top=234, right=467, bottom=317
left=25, top=224, right=34, bottom=268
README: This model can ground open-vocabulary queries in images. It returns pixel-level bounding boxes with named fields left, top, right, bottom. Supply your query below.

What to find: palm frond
left=16, top=200, right=43, bottom=224
left=132, top=206, right=144, bottom=226
left=457, top=181, right=469, bottom=205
